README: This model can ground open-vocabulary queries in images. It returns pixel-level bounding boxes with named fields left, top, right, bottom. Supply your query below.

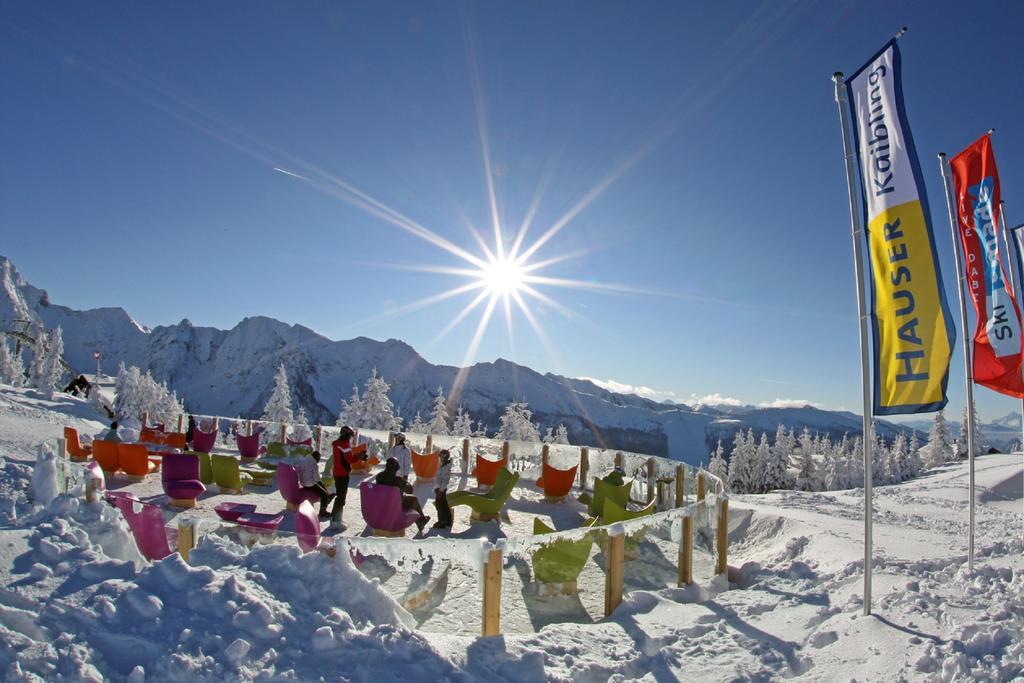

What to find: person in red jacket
left=329, top=425, right=366, bottom=531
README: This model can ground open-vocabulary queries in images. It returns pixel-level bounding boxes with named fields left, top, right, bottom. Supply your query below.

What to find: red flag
left=950, top=134, right=1024, bottom=397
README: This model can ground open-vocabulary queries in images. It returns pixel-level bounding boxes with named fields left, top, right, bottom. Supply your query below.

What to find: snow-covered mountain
left=0, top=255, right=918, bottom=464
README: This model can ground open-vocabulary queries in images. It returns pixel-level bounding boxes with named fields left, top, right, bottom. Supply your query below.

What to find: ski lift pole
left=938, top=152, right=976, bottom=573
left=833, top=71, right=875, bottom=614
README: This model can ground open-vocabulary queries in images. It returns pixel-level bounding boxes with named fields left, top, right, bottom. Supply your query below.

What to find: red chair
left=92, top=440, right=121, bottom=474
left=411, top=450, right=440, bottom=482
left=472, top=452, right=509, bottom=487
left=190, top=427, right=217, bottom=454
left=235, top=433, right=261, bottom=459
left=64, top=427, right=91, bottom=460
left=536, top=461, right=579, bottom=501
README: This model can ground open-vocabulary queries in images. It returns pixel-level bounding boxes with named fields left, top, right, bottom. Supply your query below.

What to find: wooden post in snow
left=178, top=521, right=195, bottom=563
left=716, top=499, right=729, bottom=581
left=177, top=414, right=184, bottom=433
left=679, top=516, right=694, bottom=585
left=675, top=464, right=685, bottom=508
left=579, top=447, right=589, bottom=491
left=425, top=435, right=433, bottom=454
left=646, top=457, right=656, bottom=504
left=279, top=422, right=287, bottom=443
left=614, top=451, right=623, bottom=470
left=58, top=438, right=69, bottom=494
left=542, top=443, right=550, bottom=468
left=604, top=530, right=625, bottom=617
left=482, top=547, right=503, bottom=636
left=697, top=473, right=706, bottom=502
left=462, top=438, right=470, bottom=471
left=314, top=426, right=322, bottom=452
left=502, top=441, right=510, bottom=461
left=246, top=420, right=253, bottom=436
left=142, top=412, right=149, bottom=430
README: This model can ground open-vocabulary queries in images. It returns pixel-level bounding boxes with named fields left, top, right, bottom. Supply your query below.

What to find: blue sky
left=3, top=1, right=1024, bottom=423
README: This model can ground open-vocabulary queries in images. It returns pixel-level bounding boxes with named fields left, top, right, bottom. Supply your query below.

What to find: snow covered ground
left=0, top=385, right=1020, bottom=681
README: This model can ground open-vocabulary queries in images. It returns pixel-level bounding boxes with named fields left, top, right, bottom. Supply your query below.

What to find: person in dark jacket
left=329, top=426, right=366, bottom=530
left=185, top=415, right=196, bottom=448
left=375, top=457, right=430, bottom=532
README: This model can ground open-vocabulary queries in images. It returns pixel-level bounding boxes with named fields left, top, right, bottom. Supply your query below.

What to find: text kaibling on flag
left=950, top=134, right=1024, bottom=398
left=845, top=40, right=955, bottom=415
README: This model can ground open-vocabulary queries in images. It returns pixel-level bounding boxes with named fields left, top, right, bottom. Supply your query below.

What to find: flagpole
left=938, top=152, right=976, bottom=572
left=833, top=71, right=874, bottom=615
left=999, top=201, right=1024, bottom=457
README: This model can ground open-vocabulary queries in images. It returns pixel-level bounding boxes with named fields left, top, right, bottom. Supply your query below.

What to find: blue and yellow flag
left=845, top=41, right=955, bottom=414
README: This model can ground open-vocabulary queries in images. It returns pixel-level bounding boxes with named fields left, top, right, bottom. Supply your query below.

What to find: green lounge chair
left=587, top=477, right=634, bottom=518
left=265, top=442, right=287, bottom=458
left=601, top=497, right=656, bottom=560
left=189, top=451, right=214, bottom=485
left=448, top=468, right=520, bottom=522
left=531, top=517, right=596, bottom=595
left=211, top=454, right=253, bottom=494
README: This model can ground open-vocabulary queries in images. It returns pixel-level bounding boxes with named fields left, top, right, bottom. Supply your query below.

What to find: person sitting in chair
left=296, top=451, right=335, bottom=519
left=375, top=457, right=430, bottom=533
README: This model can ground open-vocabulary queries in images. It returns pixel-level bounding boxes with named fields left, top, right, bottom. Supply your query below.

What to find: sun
left=479, top=255, right=526, bottom=295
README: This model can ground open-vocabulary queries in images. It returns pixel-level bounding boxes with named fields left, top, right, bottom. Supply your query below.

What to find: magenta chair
left=235, top=432, right=261, bottom=459
left=110, top=493, right=174, bottom=561
left=359, top=480, right=419, bottom=537
left=276, top=463, right=320, bottom=512
left=287, top=437, right=313, bottom=447
left=190, top=427, right=217, bottom=454
left=161, top=452, right=207, bottom=508
left=295, top=500, right=329, bottom=553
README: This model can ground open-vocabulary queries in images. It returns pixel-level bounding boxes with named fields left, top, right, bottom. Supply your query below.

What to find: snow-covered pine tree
left=888, top=432, right=909, bottom=484
left=426, top=386, right=450, bottom=435
left=337, top=385, right=365, bottom=428
left=155, top=384, right=185, bottom=427
left=262, top=364, right=294, bottom=426
left=793, top=428, right=820, bottom=491
left=828, top=433, right=853, bottom=490
left=763, top=424, right=794, bottom=492
left=0, top=335, right=24, bottom=386
left=360, top=368, right=402, bottom=431
left=872, top=430, right=888, bottom=485
left=408, top=411, right=428, bottom=434
left=554, top=423, right=570, bottom=445
left=907, top=431, right=922, bottom=479
left=40, top=326, right=65, bottom=398
left=290, top=407, right=312, bottom=442
left=114, top=364, right=143, bottom=422
left=451, top=406, right=474, bottom=437
left=751, top=432, right=771, bottom=494
left=848, top=435, right=865, bottom=486
left=922, top=410, right=953, bottom=468
left=28, top=323, right=48, bottom=390
left=956, top=404, right=988, bottom=458
left=542, top=427, right=555, bottom=444
left=708, top=439, right=728, bottom=489
left=496, top=401, right=541, bottom=442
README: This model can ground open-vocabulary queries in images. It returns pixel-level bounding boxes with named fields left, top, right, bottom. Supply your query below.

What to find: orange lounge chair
left=140, top=427, right=159, bottom=443
left=92, top=440, right=121, bottom=474
left=348, top=444, right=379, bottom=473
left=411, top=450, right=440, bottom=481
left=119, top=443, right=159, bottom=481
left=536, top=461, right=579, bottom=501
left=64, top=427, right=91, bottom=461
left=472, top=452, right=509, bottom=487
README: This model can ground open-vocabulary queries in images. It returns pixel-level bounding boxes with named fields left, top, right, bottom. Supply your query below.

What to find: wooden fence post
left=482, top=547, right=503, bottom=636
left=462, top=438, right=470, bottom=471
left=142, top=412, right=149, bottom=429
left=388, top=433, right=396, bottom=449
left=675, top=464, right=685, bottom=508
left=604, top=530, right=625, bottom=617
left=246, top=420, right=253, bottom=436
left=353, top=429, right=360, bottom=445
left=177, top=414, right=184, bottom=433
left=425, top=435, right=433, bottom=454
left=579, top=447, right=589, bottom=490
left=314, top=426, right=322, bottom=452
left=542, top=444, right=549, bottom=468
left=646, top=457, right=656, bottom=504
left=502, top=441, right=510, bottom=461
left=614, top=451, right=623, bottom=470
left=716, top=499, right=729, bottom=581
left=697, top=473, right=706, bottom=502
left=678, top=516, right=694, bottom=585
left=85, top=476, right=102, bottom=503
left=58, top=438, right=69, bottom=494
left=178, top=521, right=195, bottom=563
left=279, top=422, right=287, bottom=443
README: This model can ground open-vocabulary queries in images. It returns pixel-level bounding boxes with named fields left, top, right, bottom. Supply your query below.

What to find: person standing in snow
left=185, top=415, right=196, bottom=448
left=432, top=449, right=453, bottom=529
left=296, top=451, right=334, bottom=519
left=329, top=426, right=365, bottom=530
left=386, top=432, right=412, bottom=478
left=374, top=457, right=430, bottom=533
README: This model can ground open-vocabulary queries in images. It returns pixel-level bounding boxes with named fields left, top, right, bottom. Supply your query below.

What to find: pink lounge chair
left=276, top=463, right=320, bottom=512
left=295, top=500, right=331, bottom=553
left=235, top=432, right=261, bottom=459
left=359, top=480, right=419, bottom=537
left=161, top=452, right=207, bottom=508
left=190, top=427, right=218, bottom=454
left=214, top=502, right=256, bottom=522
left=236, top=511, right=284, bottom=539
left=110, top=493, right=174, bottom=561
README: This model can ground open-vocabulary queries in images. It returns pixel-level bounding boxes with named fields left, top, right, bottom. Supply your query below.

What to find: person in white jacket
left=433, top=449, right=453, bottom=529
left=386, top=433, right=412, bottom=478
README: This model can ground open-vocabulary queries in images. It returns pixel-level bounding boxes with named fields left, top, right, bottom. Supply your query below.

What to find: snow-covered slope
left=0, top=384, right=1020, bottom=680
left=1, top=255, right=915, bottom=465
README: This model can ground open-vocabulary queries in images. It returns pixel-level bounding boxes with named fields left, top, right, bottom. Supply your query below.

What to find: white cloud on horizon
left=758, top=398, right=821, bottom=409
left=578, top=377, right=679, bottom=402
left=690, top=392, right=746, bottom=407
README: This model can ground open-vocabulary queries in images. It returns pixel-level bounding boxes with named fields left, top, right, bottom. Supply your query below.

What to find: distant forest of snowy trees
left=709, top=406, right=987, bottom=494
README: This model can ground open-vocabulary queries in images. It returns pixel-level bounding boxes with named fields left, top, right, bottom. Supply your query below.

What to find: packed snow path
left=0, top=386, right=1020, bottom=680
